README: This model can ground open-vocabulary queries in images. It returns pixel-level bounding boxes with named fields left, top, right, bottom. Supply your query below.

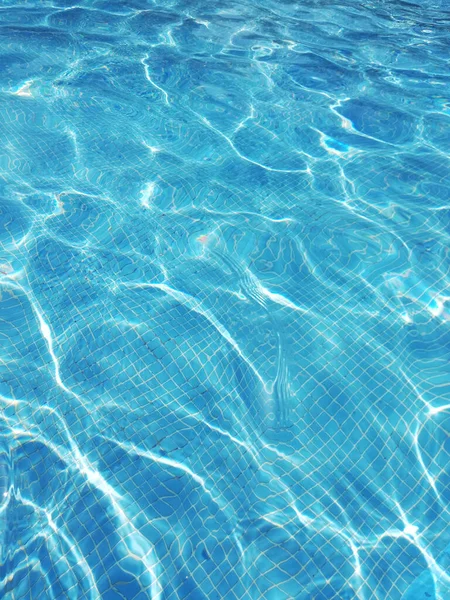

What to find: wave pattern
left=1, top=1, right=450, bottom=599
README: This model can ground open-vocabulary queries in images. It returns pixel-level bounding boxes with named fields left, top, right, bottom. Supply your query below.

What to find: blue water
left=1, top=1, right=450, bottom=599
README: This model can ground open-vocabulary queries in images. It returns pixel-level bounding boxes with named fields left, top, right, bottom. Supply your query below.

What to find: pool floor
left=1, top=1, right=450, bottom=599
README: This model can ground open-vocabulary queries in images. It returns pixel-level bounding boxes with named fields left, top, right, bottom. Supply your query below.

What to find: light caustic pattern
left=0, top=0, right=450, bottom=599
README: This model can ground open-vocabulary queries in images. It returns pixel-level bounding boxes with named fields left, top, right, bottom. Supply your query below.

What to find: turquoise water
left=1, top=1, right=450, bottom=598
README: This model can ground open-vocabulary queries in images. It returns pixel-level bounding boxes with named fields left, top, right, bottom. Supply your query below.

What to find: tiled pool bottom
left=1, top=1, right=450, bottom=598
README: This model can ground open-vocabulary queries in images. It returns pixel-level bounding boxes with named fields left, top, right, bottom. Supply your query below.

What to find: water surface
left=1, top=1, right=450, bottom=599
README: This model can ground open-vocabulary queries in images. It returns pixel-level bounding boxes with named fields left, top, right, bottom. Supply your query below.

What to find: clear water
left=1, top=1, right=449, bottom=598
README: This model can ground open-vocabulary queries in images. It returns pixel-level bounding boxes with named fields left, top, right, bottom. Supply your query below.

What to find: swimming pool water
left=1, top=1, right=450, bottom=598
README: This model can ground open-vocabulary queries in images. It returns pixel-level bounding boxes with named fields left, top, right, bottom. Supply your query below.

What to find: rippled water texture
left=1, top=1, right=450, bottom=598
